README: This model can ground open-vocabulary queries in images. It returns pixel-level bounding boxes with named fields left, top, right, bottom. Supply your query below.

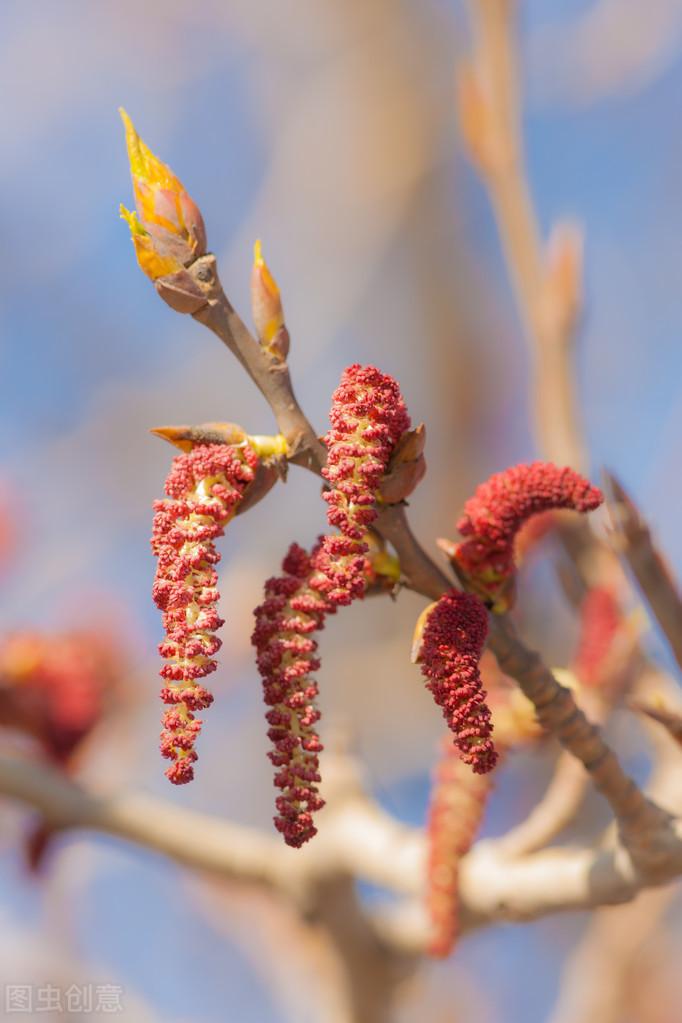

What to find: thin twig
left=459, top=0, right=586, bottom=470
left=605, top=469, right=682, bottom=677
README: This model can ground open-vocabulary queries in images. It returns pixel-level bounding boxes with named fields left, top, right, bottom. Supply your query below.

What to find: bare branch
left=498, top=751, right=590, bottom=857
left=0, top=754, right=288, bottom=888
left=459, top=0, right=586, bottom=469
left=3, top=753, right=682, bottom=936
left=187, top=254, right=326, bottom=472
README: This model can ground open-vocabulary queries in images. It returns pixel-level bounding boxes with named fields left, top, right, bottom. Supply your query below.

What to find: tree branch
left=459, top=0, right=586, bottom=470
left=187, top=254, right=326, bottom=472
left=3, top=753, right=682, bottom=936
left=605, top=470, right=682, bottom=679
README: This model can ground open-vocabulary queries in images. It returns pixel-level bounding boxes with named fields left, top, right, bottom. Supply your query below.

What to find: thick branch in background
left=2, top=751, right=682, bottom=935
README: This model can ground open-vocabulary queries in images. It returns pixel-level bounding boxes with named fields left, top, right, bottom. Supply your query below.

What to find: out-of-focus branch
left=546, top=678, right=682, bottom=1023
left=458, top=0, right=586, bottom=470
left=499, top=684, right=625, bottom=858
left=487, top=614, right=675, bottom=868
left=0, top=754, right=289, bottom=888
left=632, top=701, right=682, bottom=746
left=498, top=751, right=589, bottom=857
left=605, top=470, right=682, bottom=677
left=3, top=752, right=682, bottom=936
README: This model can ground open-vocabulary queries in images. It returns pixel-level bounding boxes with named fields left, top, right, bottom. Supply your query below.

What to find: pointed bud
left=251, top=240, right=290, bottom=360
left=119, top=108, right=207, bottom=298
left=150, top=423, right=248, bottom=452
left=378, top=424, right=427, bottom=503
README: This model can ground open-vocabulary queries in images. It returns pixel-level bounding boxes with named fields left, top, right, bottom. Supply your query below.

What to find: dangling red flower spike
left=316, top=364, right=411, bottom=604
left=252, top=542, right=336, bottom=847
left=152, top=442, right=258, bottom=784
left=413, top=589, right=497, bottom=774
left=426, top=737, right=496, bottom=957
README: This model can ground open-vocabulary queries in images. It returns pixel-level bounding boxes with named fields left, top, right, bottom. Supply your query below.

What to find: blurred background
left=1, top=0, right=682, bottom=1020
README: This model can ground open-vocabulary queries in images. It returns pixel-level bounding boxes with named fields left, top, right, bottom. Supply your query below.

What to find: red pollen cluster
left=417, top=590, right=497, bottom=774
left=152, top=443, right=258, bottom=784
left=0, top=629, right=114, bottom=765
left=455, top=462, right=603, bottom=608
left=252, top=542, right=336, bottom=847
left=318, top=364, right=410, bottom=604
left=426, top=738, right=496, bottom=957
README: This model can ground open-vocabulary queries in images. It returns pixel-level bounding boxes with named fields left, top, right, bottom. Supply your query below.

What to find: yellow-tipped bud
left=251, top=239, right=289, bottom=359
left=119, top=108, right=206, bottom=282
left=120, top=206, right=182, bottom=280
left=150, top=423, right=248, bottom=452
left=363, top=531, right=401, bottom=594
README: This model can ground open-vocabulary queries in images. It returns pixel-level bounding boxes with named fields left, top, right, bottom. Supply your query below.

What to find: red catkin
left=252, top=542, right=335, bottom=847
left=152, top=443, right=258, bottom=784
left=426, top=738, right=498, bottom=957
left=0, top=629, right=115, bottom=764
left=252, top=364, right=411, bottom=846
left=317, top=363, right=410, bottom=604
left=573, top=585, right=621, bottom=688
left=455, top=462, right=603, bottom=607
left=418, top=590, right=498, bottom=774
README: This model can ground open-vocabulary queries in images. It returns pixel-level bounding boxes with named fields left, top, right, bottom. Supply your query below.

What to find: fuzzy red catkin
left=152, top=443, right=258, bottom=784
left=317, top=363, right=410, bottom=604
left=573, top=585, right=621, bottom=688
left=418, top=590, right=498, bottom=774
left=455, top=462, right=603, bottom=605
left=426, top=738, right=498, bottom=957
left=252, top=542, right=336, bottom=848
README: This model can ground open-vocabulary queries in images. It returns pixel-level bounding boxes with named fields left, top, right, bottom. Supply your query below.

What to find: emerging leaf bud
left=251, top=240, right=290, bottom=360
left=120, top=109, right=208, bottom=312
